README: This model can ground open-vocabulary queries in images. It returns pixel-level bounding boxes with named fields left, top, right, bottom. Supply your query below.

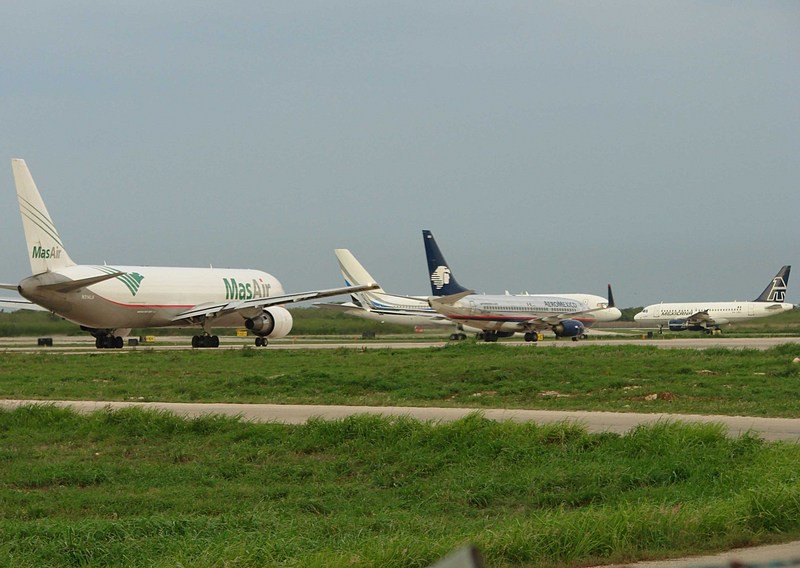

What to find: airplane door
left=747, top=303, right=754, bottom=317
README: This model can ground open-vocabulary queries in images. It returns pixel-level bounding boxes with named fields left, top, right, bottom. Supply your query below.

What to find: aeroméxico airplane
left=316, top=248, right=480, bottom=340
left=633, top=266, right=792, bottom=332
left=423, top=230, right=621, bottom=342
left=0, top=159, right=377, bottom=349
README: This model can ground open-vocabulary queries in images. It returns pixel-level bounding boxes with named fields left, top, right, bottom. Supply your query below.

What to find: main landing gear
left=254, top=336, right=269, bottom=347
left=477, top=331, right=499, bottom=342
left=523, top=332, right=539, bottom=342
left=83, top=328, right=125, bottom=349
left=95, top=334, right=124, bottom=349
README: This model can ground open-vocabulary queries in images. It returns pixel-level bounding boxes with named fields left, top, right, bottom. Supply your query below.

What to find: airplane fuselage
left=18, top=265, right=284, bottom=330
left=432, top=294, right=594, bottom=333
left=346, top=290, right=619, bottom=330
left=634, top=301, right=793, bottom=327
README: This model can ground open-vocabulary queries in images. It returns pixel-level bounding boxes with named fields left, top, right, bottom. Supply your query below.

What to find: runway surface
left=1, top=335, right=798, bottom=353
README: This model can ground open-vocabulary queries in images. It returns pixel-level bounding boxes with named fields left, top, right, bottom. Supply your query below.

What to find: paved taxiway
left=1, top=335, right=798, bottom=353
left=2, top=399, right=799, bottom=441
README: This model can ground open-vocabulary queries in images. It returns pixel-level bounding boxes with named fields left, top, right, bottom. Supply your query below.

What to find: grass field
left=1, top=343, right=799, bottom=416
left=2, top=406, right=800, bottom=567
left=2, top=332, right=800, bottom=566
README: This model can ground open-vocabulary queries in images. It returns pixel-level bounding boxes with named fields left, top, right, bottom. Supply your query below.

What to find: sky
left=1, top=2, right=798, bottom=308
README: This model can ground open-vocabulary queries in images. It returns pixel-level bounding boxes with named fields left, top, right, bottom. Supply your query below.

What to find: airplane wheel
left=114, top=336, right=124, bottom=348
left=211, top=335, right=220, bottom=348
left=572, top=337, right=579, bottom=342
left=255, top=337, right=266, bottom=347
left=95, top=337, right=104, bottom=349
left=192, top=335, right=200, bottom=348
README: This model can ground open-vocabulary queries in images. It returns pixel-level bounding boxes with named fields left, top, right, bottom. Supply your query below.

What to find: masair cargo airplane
left=423, top=230, right=621, bottom=342
left=633, top=266, right=792, bottom=332
left=0, top=159, right=377, bottom=348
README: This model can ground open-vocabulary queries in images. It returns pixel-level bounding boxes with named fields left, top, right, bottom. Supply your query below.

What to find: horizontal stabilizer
left=428, top=290, right=474, bottom=307
left=36, top=271, right=126, bottom=294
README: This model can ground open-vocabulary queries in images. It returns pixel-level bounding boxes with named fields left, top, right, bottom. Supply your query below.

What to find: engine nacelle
left=668, top=319, right=688, bottom=331
left=668, top=319, right=708, bottom=332
left=245, top=306, right=293, bottom=338
left=552, top=319, right=585, bottom=338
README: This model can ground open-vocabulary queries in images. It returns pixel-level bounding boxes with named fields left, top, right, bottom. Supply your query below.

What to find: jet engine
left=668, top=319, right=688, bottom=331
left=668, top=319, right=707, bottom=332
left=245, top=306, right=293, bottom=338
left=552, top=319, right=585, bottom=338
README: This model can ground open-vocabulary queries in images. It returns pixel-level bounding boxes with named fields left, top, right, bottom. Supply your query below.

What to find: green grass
left=1, top=406, right=799, bottom=567
left=1, top=343, right=799, bottom=416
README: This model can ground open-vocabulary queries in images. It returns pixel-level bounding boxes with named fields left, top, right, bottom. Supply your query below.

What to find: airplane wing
left=314, top=301, right=363, bottom=313
left=172, top=283, right=379, bottom=322
left=518, top=304, right=612, bottom=330
left=315, top=301, right=454, bottom=322
left=684, top=310, right=719, bottom=326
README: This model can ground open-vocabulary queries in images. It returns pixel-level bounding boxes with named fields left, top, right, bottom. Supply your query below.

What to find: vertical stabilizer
left=422, top=230, right=469, bottom=296
left=335, top=249, right=386, bottom=293
left=607, top=284, right=616, bottom=308
left=12, top=159, right=75, bottom=275
left=754, top=265, right=790, bottom=302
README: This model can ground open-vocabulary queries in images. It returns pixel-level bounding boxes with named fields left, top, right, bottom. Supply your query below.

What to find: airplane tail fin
left=12, top=159, right=75, bottom=275
left=334, top=248, right=389, bottom=309
left=754, top=265, right=790, bottom=302
left=606, top=284, right=616, bottom=308
left=422, top=230, right=469, bottom=296
left=335, top=249, right=386, bottom=293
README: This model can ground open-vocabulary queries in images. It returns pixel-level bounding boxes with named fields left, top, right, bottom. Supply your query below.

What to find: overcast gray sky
left=1, top=2, right=798, bottom=307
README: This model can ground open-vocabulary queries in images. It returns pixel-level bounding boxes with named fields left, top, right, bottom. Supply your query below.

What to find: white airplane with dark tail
left=423, top=230, right=621, bottom=342
left=633, top=266, right=792, bottom=332
left=0, top=159, right=377, bottom=348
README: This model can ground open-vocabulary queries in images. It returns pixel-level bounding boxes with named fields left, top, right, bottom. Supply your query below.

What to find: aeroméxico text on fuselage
left=0, top=159, right=377, bottom=349
left=633, top=266, right=792, bottom=332
left=423, top=230, right=621, bottom=342
left=315, top=248, right=482, bottom=340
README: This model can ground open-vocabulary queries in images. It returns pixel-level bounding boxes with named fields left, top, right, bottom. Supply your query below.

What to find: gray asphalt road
left=2, top=399, right=800, bottom=441
left=1, top=335, right=798, bottom=353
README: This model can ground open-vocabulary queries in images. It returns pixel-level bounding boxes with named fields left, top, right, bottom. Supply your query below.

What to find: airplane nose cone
left=633, top=312, right=642, bottom=321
